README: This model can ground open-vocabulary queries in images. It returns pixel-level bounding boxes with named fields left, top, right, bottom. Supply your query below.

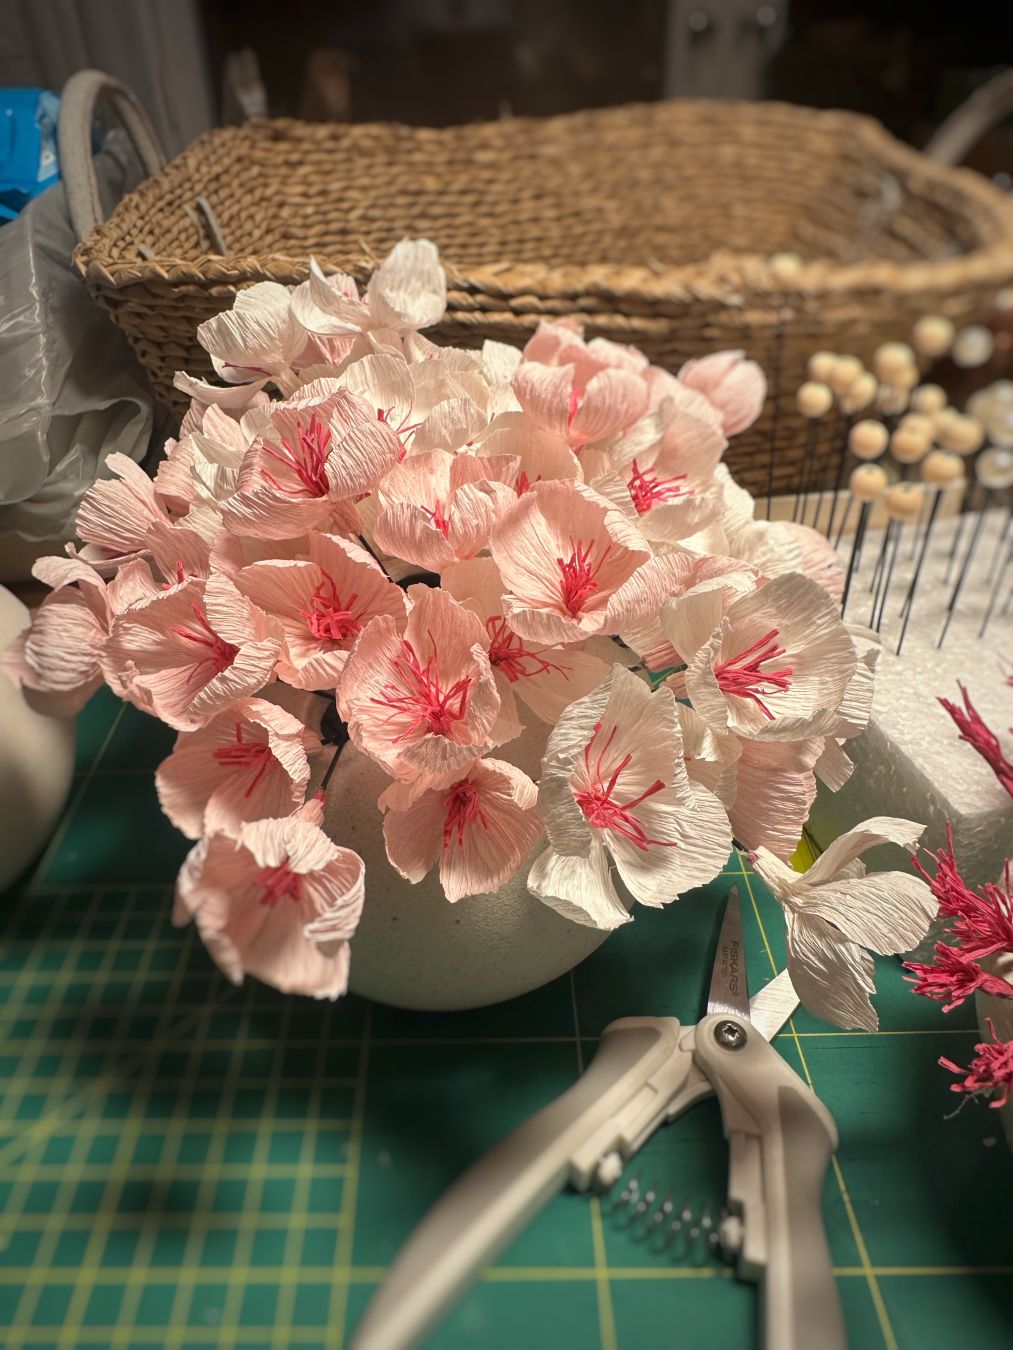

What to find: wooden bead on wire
left=796, top=381, right=834, bottom=418
left=977, top=446, right=1013, bottom=490
left=884, top=481, right=925, bottom=521
left=849, top=419, right=889, bottom=460
left=910, top=383, right=947, bottom=415
left=827, top=355, right=864, bottom=395
left=873, top=342, right=916, bottom=382
left=840, top=371, right=878, bottom=415
left=920, top=450, right=964, bottom=487
left=890, top=425, right=932, bottom=465
left=850, top=463, right=888, bottom=501
left=952, top=326, right=995, bottom=369
left=940, top=414, right=985, bottom=457
left=912, top=316, right=955, bottom=359
left=807, top=351, right=838, bottom=383
left=897, top=412, right=935, bottom=440
left=770, top=252, right=803, bottom=284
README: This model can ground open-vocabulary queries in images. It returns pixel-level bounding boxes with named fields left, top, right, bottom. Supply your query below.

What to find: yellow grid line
left=737, top=857, right=900, bottom=1350
left=570, top=971, right=618, bottom=1350
left=330, top=1001, right=372, bottom=1347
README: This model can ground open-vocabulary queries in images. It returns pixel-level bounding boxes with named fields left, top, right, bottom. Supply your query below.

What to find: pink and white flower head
left=678, top=350, right=766, bottom=437
left=625, top=552, right=757, bottom=672
left=668, top=572, right=857, bottom=741
left=197, top=281, right=307, bottom=390
left=101, top=574, right=280, bottom=731
left=530, top=666, right=733, bottom=930
left=292, top=240, right=447, bottom=341
left=751, top=817, right=936, bottom=1030
left=470, top=412, right=581, bottom=494
left=489, top=480, right=669, bottom=646
left=232, top=534, right=406, bottom=690
left=513, top=355, right=649, bottom=454
left=441, top=557, right=612, bottom=738
left=380, top=757, right=541, bottom=902
left=74, top=452, right=173, bottom=572
left=522, top=319, right=650, bottom=383
left=727, top=518, right=844, bottom=603
left=174, top=816, right=365, bottom=999
left=156, top=697, right=318, bottom=839
left=371, top=450, right=518, bottom=572
left=337, top=584, right=501, bottom=785
left=220, top=380, right=399, bottom=539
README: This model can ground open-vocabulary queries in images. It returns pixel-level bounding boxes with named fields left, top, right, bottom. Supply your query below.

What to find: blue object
left=0, top=88, right=61, bottom=223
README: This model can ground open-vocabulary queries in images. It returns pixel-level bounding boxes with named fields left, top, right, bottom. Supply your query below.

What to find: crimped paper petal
left=786, top=909, right=878, bottom=1031
left=527, top=840, right=631, bottom=930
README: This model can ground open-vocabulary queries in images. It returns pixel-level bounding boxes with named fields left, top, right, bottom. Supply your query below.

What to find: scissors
left=352, top=888, right=846, bottom=1350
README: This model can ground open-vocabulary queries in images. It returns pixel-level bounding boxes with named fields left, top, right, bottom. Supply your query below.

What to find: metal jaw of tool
left=351, top=891, right=846, bottom=1350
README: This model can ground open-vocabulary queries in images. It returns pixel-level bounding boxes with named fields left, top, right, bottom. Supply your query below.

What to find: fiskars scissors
left=353, top=888, right=846, bottom=1350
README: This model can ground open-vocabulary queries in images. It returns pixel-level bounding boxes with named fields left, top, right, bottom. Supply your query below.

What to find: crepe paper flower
left=336, top=584, right=501, bottom=785
left=470, top=412, right=581, bottom=493
left=676, top=703, right=740, bottom=810
left=530, top=665, right=732, bottom=931
left=174, top=370, right=272, bottom=416
left=751, top=816, right=936, bottom=1031
left=101, top=574, right=281, bottom=732
left=74, top=452, right=174, bottom=567
left=489, top=480, right=675, bottom=646
left=939, top=683, right=1013, bottom=799
left=156, top=697, right=318, bottom=839
left=624, top=552, right=757, bottom=673
left=904, top=944, right=1013, bottom=1013
left=729, top=737, right=823, bottom=861
left=939, top=1019, right=1013, bottom=1109
left=219, top=381, right=398, bottom=539
left=513, top=359, right=649, bottom=453
left=522, top=319, right=650, bottom=382
left=911, top=824, right=1013, bottom=961
left=671, top=572, right=857, bottom=742
left=197, top=281, right=306, bottom=390
left=678, top=350, right=766, bottom=437
left=232, top=534, right=407, bottom=690
left=366, top=238, right=448, bottom=332
left=441, top=557, right=612, bottom=737
left=408, top=397, right=489, bottom=458
left=174, top=816, right=364, bottom=999
left=371, top=449, right=519, bottom=571
left=380, top=757, right=542, bottom=901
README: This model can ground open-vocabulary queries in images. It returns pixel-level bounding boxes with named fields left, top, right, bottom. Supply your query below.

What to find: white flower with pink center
left=337, top=585, right=501, bottom=785
left=233, top=534, right=406, bottom=690
left=198, top=281, right=307, bottom=390
left=529, top=666, right=732, bottom=930
left=174, top=816, right=365, bottom=999
left=156, top=697, right=318, bottom=838
left=625, top=552, right=757, bottom=673
left=380, top=757, right=541, bottom=901
left=678, top=350, right=766, bottom=436
left=470, top=411, right=581, bottom=494
left=669, top=572, right=857, bottom=741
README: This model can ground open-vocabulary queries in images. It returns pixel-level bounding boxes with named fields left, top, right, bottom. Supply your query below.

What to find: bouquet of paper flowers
left=4, top=239, right=935, bottom=1019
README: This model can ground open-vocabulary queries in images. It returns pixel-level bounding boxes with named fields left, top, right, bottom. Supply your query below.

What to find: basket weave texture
left=75, top=99, right=1013, bottom=495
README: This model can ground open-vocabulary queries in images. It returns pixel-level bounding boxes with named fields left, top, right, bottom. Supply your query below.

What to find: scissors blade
left=748, top=969, right=799, bottom=1042
left=706, top=885, right=751, bottom=1021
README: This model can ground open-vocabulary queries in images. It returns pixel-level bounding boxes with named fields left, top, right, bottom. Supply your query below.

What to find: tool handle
left=351, top=1019, right=684, bottom=1350
left=694, top=1015, right=846, bottom=1350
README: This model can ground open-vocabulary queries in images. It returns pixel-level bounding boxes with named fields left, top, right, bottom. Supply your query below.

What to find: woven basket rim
left=76, top=98, right=1013, bottom=301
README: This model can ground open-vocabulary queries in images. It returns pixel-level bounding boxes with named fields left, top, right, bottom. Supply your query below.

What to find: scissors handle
left=351, top=1017, right=689, bottom=1350
left=694, top=1013, right=846, bottom=1350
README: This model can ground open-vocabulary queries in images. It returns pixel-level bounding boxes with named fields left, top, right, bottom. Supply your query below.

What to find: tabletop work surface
left=0, top=689, right=1011, bottom=1350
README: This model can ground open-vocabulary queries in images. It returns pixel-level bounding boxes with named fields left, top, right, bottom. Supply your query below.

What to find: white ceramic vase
left=0, top=587, right=76, bottom=889
left=320, top=728, right=613, bottom=1011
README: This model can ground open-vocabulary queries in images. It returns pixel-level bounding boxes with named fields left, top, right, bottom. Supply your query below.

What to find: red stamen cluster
left=557, top=540, right=602, bottom=617
left=442, top=779, right=489, bottom=851
left=300, top=575, right=363, bottom=644
left=212, top=723, right=275, bottom=797
left=573, top=721, right=675, bottom=852
left=627, top=460, right=691, bottom=515
left=714, top=629, right=793, bottom=720
left=172, top=604, right=239, bottom=682
left=485, top=616, right=567, bottom=684
left=372, top=639, right=471, bottom=742
left=940, top=1020, right=1013, bottom=1110
left=425, top=498, right=452, bottom=538
left=256, top=861, right=303, bottom=907
left=938, top=682, right=1013, bottom=799
left=260, top=415, right=331, bottom=497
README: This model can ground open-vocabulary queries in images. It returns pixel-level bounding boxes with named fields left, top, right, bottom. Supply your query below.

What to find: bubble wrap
left=809, top=509, right=1012, bottom=885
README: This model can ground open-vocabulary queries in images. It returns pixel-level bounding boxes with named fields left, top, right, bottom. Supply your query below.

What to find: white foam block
left=809, top=509, right=1012, bottom=885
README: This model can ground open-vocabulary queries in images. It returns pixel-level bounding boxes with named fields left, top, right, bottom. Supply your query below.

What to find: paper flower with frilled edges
left=4, top=236, right=923, bottom=1004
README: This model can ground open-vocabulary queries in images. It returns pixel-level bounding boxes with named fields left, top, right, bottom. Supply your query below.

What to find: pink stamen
left=515, top=470, right=542, bottom=496
left=171, top=603, right=239, bottom=681
left=557, top=539, right=605, bottom=617
left=256, top=861, right=303, bottom=907
left=442, top=779, right=489, bottom=851
left=371, top=638, right=471, bottom=742
left=627, top=460, right=691, bottom=514
left=260, top=415, right=331, bottom=497
left=574, top=721, right=675, bottom=851
left=714, top=628, right=793, bottom=719
left=485, top=616, right=568, bottom=683
left=212, top=723, right=275, bottom=797
left=424, top=499, right=451, bottom=538
left=299, top=574, right=363, bottom=644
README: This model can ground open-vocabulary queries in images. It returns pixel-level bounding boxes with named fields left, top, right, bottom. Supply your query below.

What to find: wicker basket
left=75, top=99, right=1013, bottom=496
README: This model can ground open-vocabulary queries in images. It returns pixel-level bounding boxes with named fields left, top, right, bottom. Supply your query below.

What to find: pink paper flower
left=939, top=683, right=1013, bottom=799
left=292, top=240, right=447, bottom=339
left=380, top=757, right=541, bottom=901
left=371, top=450, right=518, bottom=571
left=904, top=944, right=1013, bottom=1013
left=470, top=412, right=581, bottom=494
left=102, top=574, right=281, bottom=731
left=940, top=1020, right=1013, bottom=1109
left=489, top=480, right=670, bottom=645
left=670, top=572, right=857, bottom=741
left=912, top=825, right=1013, bottom=961
left=337, top=584, right=501, bottom=784
left=441, top=556, right=612, bottom=737
left=678, top=350, right=766, bottom=436
left=728, top=736, right=823, bottom=861
left=197, top=281, right=307, bottom=389
left=529, top=666, right=732, bottom=929
left=626, top=552, right=756, bottom=672
left=156, top=697, right=319, bottom=839
left=174, top=817, right=364, bottom=999
left=513, top=357, right=648, bottom=452
left=74, top=452, right=174, bottom=571
left=233, top=534, right=407, bottom=690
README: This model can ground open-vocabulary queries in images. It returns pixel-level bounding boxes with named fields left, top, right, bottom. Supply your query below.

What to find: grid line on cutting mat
left=0, top=695, right=1010, bottom=1350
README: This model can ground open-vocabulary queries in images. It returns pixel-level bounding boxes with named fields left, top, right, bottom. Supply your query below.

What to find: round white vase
left=0, top=587, right=76, bottom=889
left=320, top=730, right=613, bottom=1011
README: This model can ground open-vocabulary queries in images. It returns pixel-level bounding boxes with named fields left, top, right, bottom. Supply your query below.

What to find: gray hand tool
left=352, top=888, right=846, bottom=1350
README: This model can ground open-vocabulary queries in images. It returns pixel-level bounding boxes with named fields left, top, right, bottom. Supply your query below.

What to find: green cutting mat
left=1, top=689, right=1012, bottom=1349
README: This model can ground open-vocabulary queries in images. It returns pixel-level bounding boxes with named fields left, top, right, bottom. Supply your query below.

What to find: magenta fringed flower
left=940, top=1020, right=1013, bottom=1110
